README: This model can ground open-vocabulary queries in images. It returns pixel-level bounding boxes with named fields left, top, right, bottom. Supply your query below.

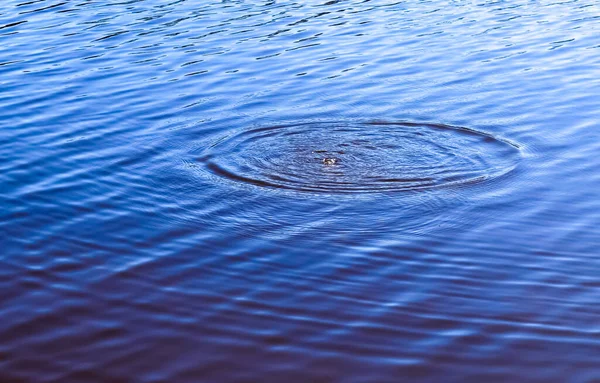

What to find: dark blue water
left=2, top=0, right=600, bottom=381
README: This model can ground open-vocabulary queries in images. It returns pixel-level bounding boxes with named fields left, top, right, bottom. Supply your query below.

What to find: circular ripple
left=195, top=121, right=520, bottom=194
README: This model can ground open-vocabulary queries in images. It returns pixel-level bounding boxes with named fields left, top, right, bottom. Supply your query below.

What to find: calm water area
left=1, top=0, right=600, bottom=381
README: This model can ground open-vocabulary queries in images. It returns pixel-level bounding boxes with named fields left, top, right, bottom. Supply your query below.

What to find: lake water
left=1, top=0, right=600, bottom=381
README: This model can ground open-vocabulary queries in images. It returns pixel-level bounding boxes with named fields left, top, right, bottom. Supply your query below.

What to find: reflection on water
left=1, top=0, right=600, bottom=381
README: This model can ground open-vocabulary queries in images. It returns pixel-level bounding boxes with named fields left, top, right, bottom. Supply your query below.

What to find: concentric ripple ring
left=194, top=121, right=521, bottom=194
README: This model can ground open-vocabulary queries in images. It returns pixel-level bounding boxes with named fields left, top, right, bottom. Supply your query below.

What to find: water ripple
left=195, top=121, right=520, bottom=194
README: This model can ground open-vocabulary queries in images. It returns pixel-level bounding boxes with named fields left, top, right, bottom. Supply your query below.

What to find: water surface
left=1, top=0, right=600, bottom=382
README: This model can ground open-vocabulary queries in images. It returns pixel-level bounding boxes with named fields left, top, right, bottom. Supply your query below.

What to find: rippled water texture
left=2, top=0, right=600, bottom=382
left=197, top=121, right=520, bottom=193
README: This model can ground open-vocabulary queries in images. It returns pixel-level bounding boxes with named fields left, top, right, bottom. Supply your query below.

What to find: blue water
left=2, top=0, right=600, bottom=381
